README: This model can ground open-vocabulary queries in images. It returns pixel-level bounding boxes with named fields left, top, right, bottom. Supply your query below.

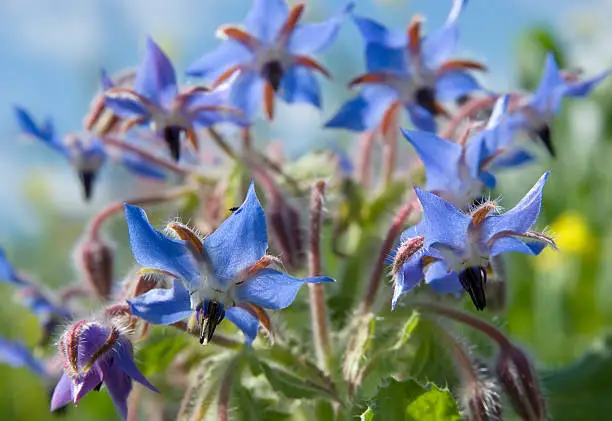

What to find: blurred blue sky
left=0, top=0, right=601, bottom=238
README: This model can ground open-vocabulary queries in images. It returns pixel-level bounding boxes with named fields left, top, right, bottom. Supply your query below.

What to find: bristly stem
left=241, top=127, right=252, bottom=152
left=360, top=194, right=418, bottom=313
left=217, top=357, right=240, bottom=421
left=86, top=186, right=192, bottom=239
left=102, top=136, right=191, bottom=175
left=308, top=180, right=332, bottom=373
left=438, top=96, right=498, bottom=140
left=207, top=127, right=238, bottom=160
left=356, top=131, right=375, bottom=189
left=380, top=107, right=399, bottom=187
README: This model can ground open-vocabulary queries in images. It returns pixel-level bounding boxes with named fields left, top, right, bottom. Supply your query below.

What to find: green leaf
left=343, top=313, right=376, bottom=390
left=233, top=385, right=291, bottom=421
left=364, top=180, right=409, bottom=227
left=137, top=328, right=191, bottom=376
left=360, top=407, right=374, bottom=421
left=543, top=335, right=612, bottom=421
left=368, top=378, right=461, bottom=421
left=260, top=361, right=336, bottom=400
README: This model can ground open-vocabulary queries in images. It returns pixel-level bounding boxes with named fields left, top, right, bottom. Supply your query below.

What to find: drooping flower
left=125, top=182, right=333, bottom=344
left=14, top=107, right=166, bottom=200
left=391, top=173, right=555, bottom=310
left=0, top=335, right=47, bottom=376
left=105, top=37, right=247, bottom=161
left=186, top=0, right=353, bottom=120
left=507, top=52, right=610, bottom=156
left=326, top=0, right=483, bottom=132
left=400, top=95, right=510, bottom=207
left=51, top=319, right=158, bottom=419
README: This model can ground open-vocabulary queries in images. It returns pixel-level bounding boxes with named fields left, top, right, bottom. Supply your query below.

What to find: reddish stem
left=355, top=131, right=376, bottom=189
left=438, top=96, right=498, bottom=140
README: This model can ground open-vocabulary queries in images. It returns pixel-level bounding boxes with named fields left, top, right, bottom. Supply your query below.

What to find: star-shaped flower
left=14, top=107, right=166, bottom=200
left=125, top=182, right=333, bottom=344
left=186, top=0, right=353, bottom=120
left=507, top=52, right=610, bottom=156
left=104, top=37, right=247, bottom=161
left=392, top=172, right=555, bottom=310
left=326, top=0, right=483, bottom=133
left=51, top=319, right=158, bottom=420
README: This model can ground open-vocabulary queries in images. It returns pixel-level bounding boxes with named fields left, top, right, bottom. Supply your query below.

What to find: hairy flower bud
left=495, top=345, right=546, bottom=421
left=77, top=237, right=114, bottom=300
left=268, top=199, right=304, bottom=269
left=460, top=359, right=502, bottom=421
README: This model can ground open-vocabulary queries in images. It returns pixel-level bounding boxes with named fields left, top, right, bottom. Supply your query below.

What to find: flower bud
left=267, top=199, right=304, bottom=269
left=460, top=359, right=502, bottom=421
left=495, top=345, right=546, bottom=421
left=77, top=237, right=114, bottom=300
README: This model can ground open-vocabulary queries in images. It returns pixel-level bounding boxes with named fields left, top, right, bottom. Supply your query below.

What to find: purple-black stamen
left=199, top=300, right=225, bottom=345
left=414, top=86, right=437, bottom=115
left=262, top=60, right=284, bottom=91
left=78, top=170, right=96, bottom=201
left=163, top=125, right=184, bottom=161
left=459, top=266, right=488, bottom=311
left=534, top=124, right=554, bottom=157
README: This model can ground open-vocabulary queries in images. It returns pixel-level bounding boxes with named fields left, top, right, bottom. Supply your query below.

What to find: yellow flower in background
left=535, top=210, right=594, bottom=270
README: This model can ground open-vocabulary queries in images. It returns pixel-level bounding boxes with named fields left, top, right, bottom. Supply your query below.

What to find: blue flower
left=14, top=107, right=166, bottom=200
left=326, top=0, right=483, bottom=133
left=0, top=247, right=29, bottom=286
left=392, top=173, right=555, bottom=310
left=104, top=37, right=248, bottom=161
left=186, top=0, right=353, bottom=120
left=125, top=182, right=333, bottom=344
left=507, top=52, right=610, bottom=156
left=0, top=335, right=47, bottom=376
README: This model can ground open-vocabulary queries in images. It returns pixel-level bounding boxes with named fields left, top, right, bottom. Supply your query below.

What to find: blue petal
left=115, top=340, right=159, bottom=392
left=120, top=153, right=167, bottom=180
left=134, top=37, right=178, bottom=108
left=401, top=129, right=462, bottom=193
left=186, top=41, right=253, bottom=80
left=351, top=15, right=405, bottom=48
left=244, top=0, right=288, bottom=44
left=0, top=247, right=26, bottom=286
left=392, top=248, right=425, bottom=309
left=481, top=172, right=549, bottom=244
left=234, top=269, right=333, bottom=310
left=364, top=43, right=407, bottom=73
left=104, top=93, right=152, bottom=120
left=280, top=66, right=321, bottom=107
left=489, top=236, right=544, bottom=257
left=186, top=85, right=250, bottom=128
left=0, top=336, right=46, bottom=376
left=490, top=149, right=534, bottom=169
left=486, top=94, right=510, bottom=130
left=103, top=363, right=131, bottom=420
left=203, top=182, right=267, bottom=286
left=464, top=133, right=491, bottom=180
left=325, top=86, right=397, bottom=132
left=124, top=204, right=200, bottom=285
left=560, top=70, right=611, bottom=98
left=435, top=70, right=480, bottom=102
left=415, top=188, right=471, bottom=251
left=422, top=0, right=468, bottom=68
left=530, top=53, right=564, bottom=113
left=224, top=306, right=259, bottom=345
left=14, top=107, right=66, bottom=155
left=288, top=2, right=354, bottom=55
left=127, top=280, right=193, bottom=325
left=51, top=373, right=73, bottom=411
left=100, top=68, right=115, bottom=90
left=406, top=105, right=437, bottom=132
left=229, top=70, right=265, bottom=119
left=425, top=260, right=462, bottom=293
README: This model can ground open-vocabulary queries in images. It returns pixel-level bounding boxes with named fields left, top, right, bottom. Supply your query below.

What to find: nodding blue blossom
left=186, top=0, right=353, bottom=120
left=326, top=0, right=483, bottom=133
left=0, top=335, right=47, bottom=376
left=507, top=52, right=611, bottom=156
left=104, top=37, right=248, bottom=161
left=14, top=107, right=166, bottom=201
left=125, top=182, right=334, bottom=344
left=391, top=173, right=556, bottom=310
left=0, top=246, right=29, bottom=286
left=401, top=95, right=511, bottom=208
left=51, top=318, right=158, bottom=420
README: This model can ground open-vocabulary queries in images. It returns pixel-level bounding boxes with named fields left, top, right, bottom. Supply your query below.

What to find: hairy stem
left=207, top=127, right=238, bottom=160
left=438, top=96, right=498, bottom=140
left=355, top=131, right=375, bottom=189
left=103, top=136, right=191, bottom=174
left=380, top=109, right=399, bottom=187
left=217, top=358, right=239, bottom=421
left=308, top=181, right=332, bottom=372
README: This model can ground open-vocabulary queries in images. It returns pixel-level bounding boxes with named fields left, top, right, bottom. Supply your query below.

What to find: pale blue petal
left=128, top=280, right=193, bottom=325
left=279, top=66, right=321, bottom=107
left=203, top=182, right=267, bottom=285
left=225, top=307, right=259, bottom=345
left=229, top=70, right=265, bottom=119
left=244, top=0, right=288, bottom=44
left=489, top=236, right=544, bottom=257
left=401, top=129, right=462, bottom=192
left=530, top=53, right=563, bottom=113
left=120, top=154, right=167, bottom=180
left=124, top=204, right=200, bottom=284
left=415, top=188, right=471, bottom=251
left=0, top=336, right=46, bottom=375
left=115, top=340, right=159, bottom=392
left=103, top=364, right=131, bottom=420
left=364, top=43, right=407, bottom=73
left=14, top=107, right=67, bottom=155
left=422, top=0, right=468, bottom=67
left=104, top=95, right=152, bottom=120
left=134, top=37, right=178, bottom=108
left=486, top=94, right=510, bottom=130
left=325, top=85, right=397, bottom=131
left=186, top=41, right=253, bottom=80
left=51, top=373, right=73, bottom=411
left=425, top=260, right=462, bottom=293
left=352, top=15, right=405, bottom=48
left=0, top=247, right=26, bottom=286
left=481, top=172, right=549, bottom=244
left=100, top=68, right=114, bottom=90
left=392, top=248, right=425, bottom=309
left=288, top=2, right=354, bottom=55
left=435, top=70, right=480, bottom=102
left=406, top=104, right=437, bottom=132
left=464, top=133, right=490, bottom=180
left=490, top=149, right=534, bottom=169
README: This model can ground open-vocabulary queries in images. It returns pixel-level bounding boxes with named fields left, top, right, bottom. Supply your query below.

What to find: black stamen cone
left=415, top=86, right=437, bottom=115
left=163, top=125, right=183, bottom=161
left=535, top=124, right=555, bottom=157
left=78, top=170, right=96, bottom=202
left=459, top=266, right=488, bottom=311
left=199, top=300, right=225, bottom=345
left=456, top=94, right=471, bottom=107
left=262, top=60, right=284, bottom=91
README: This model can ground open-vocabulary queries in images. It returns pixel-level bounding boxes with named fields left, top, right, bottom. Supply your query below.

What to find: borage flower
left=105, top=37, right=247, bottom=161
left=186, top=0, right=352, bottom=119
left=14, top=107, right=165, bottom=200
left=327, top=0, right=483, bottom=132
left=0, top=246, right=29, bottom=286
left=51, top=318, right=157, bottom=419
left=0, top=335, right=46, bottom=376
left=392, top=173, right=556, bottom=310
left=508, top=52, right=610, bottom=156
left=125, top=182, right=333, bottom=344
